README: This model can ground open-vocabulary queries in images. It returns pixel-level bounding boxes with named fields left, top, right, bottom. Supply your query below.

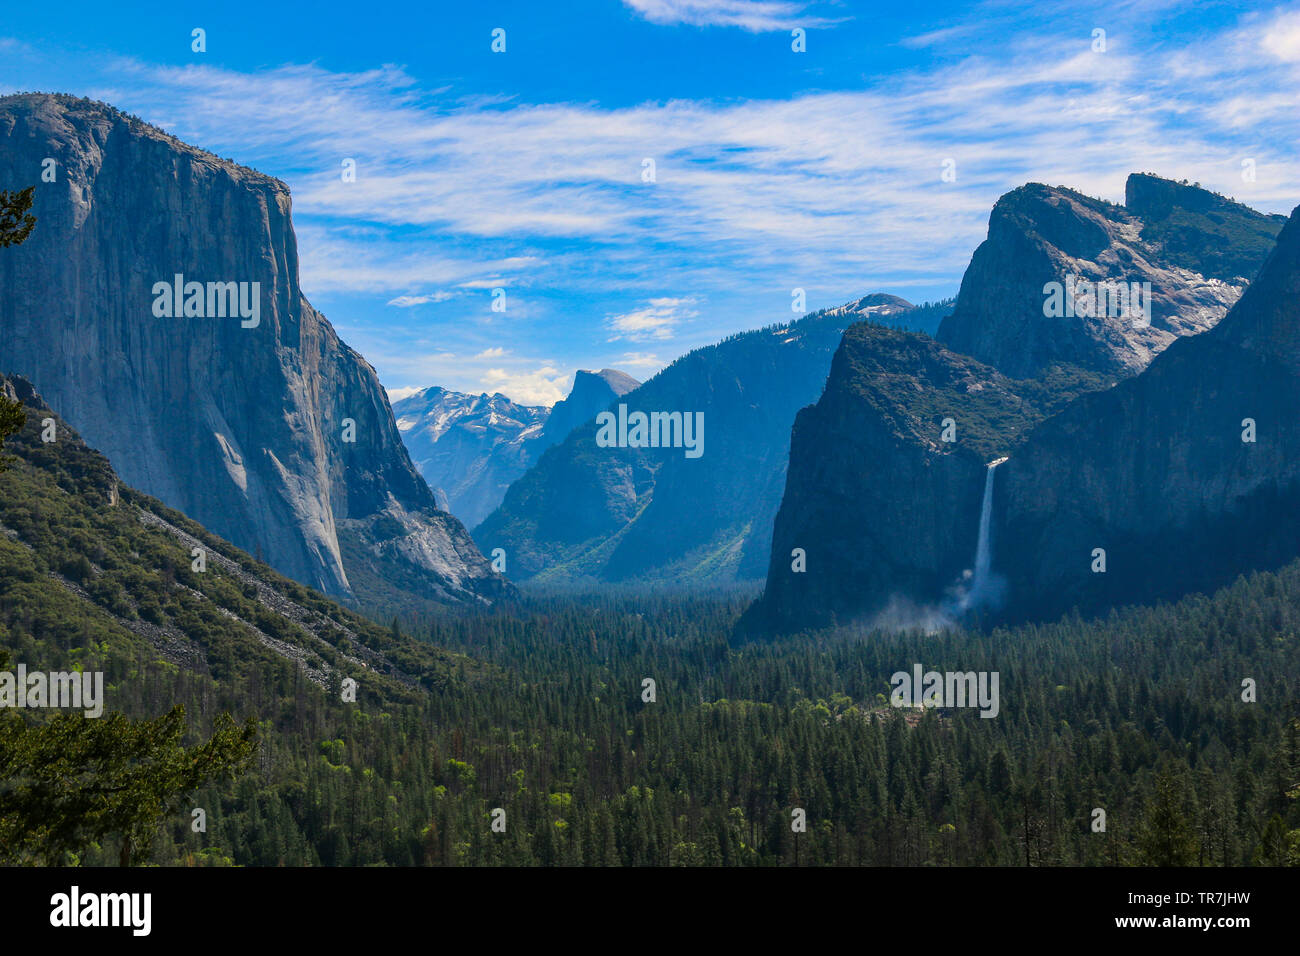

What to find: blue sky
left=4, top=0, right=1299, bottom=403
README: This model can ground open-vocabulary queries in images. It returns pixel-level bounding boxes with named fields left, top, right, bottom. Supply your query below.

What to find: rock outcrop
left=996, top=200, right=1300, bottom=620
left=936, top=176, right=1284, bottom=379
left=0, top=93, right=506, bottom=606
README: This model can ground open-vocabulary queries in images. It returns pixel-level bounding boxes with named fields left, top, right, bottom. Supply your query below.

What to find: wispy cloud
left=385, top=385, right=424, bottom=402
left=621, top=0, right=840, bottom=32
left=291, top=224, right=539, bottom=297
left=5, top=3, right=1297, bottom=399
left=1260, top=8, right=1300, bottom=61
left=387, top=291, right=454, bottom=307
left=53, top=8, right=1298, bottom=319
left=616, top=351, right=668, bottom=370
left=356, top=344, right=567, bottom=405
left=606, top=297, right=699, bottom=342
left=898, top=22, right=984, bottom=50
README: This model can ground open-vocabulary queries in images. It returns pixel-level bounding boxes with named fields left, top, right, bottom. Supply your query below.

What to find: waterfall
left=964, top=456, right=1008, bottom=610
left=889, top=455, right=1010, bottom=631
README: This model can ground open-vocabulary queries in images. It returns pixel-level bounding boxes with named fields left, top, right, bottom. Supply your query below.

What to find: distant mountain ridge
left=0, top=92, right=507, bottom=610
left=474, top=296, right=951, bottom=586
left=824, top=292, right=945, bottom=334
left=393, top=368, right=639, bottom=528
left=394, top=387, right=549, bottom=529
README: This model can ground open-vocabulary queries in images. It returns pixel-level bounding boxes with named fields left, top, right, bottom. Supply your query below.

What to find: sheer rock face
left=0, top=93, right=506, bottom=605
left=936, top=177, right=1284, bottom=379
left=752, top=326, right=1030, bottom=633
left=747, top=176, right=1286, bottom=636
left=538, top=369, right=640, bottom=449
left=997, top=202, right=1300, bottom=621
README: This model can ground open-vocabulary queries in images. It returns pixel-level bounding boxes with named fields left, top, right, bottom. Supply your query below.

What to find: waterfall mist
left=864, top=457, right=1008, bottom=634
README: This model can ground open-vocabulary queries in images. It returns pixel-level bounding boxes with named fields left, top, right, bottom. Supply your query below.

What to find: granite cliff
left=538, top=369, right=640, bottom=449
left=0, top=93, right=506, bottom=607
left=936, top=175, right=1284, bottom=378
left=747, top=176, right=1285, bottom=634
left=997, top=200, right=1300, bottom=620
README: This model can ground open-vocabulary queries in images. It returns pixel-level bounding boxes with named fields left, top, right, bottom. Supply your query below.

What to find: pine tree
left=1137, top=769, right=1200, bottom=866
left=0, top=681, right=257, bottom=867
left=0, top=186, right=36, bottom=247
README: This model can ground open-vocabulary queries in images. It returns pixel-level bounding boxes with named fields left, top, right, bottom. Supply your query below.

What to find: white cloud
left=361, top=346, right=568, bottom=404
left=621, top=0, right=839, bottom=32
left=385, top=385, right=425, bottom=402
left=76, top=23, right=1299, bottom=315
left=387, top=291, right=454, bottom=307
left=482, top=366, right=570, bottom=405
left=615, top=351, right=668, bottom=369
left=606, top=297, right=699, bottom=342
left=1260, top=9, right=1300, bottom=61
left=7, top=3, right=1296, bottom=370
left=291, top=224, right=540, bottom=296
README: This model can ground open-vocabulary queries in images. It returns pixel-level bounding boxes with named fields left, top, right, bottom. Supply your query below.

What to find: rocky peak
left=746, top=178, right=1287, bottom=636
left=936, top=174, right=1282, bottom=379
left=826, top=292, right=914, bottom=320
left=538, top=368, right=640, bottom=447
left=995, top=200, right=1300, bottom=621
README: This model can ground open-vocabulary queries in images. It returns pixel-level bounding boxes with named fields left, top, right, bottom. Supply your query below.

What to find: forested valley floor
left=2, top=386, right=1298, bottom=866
